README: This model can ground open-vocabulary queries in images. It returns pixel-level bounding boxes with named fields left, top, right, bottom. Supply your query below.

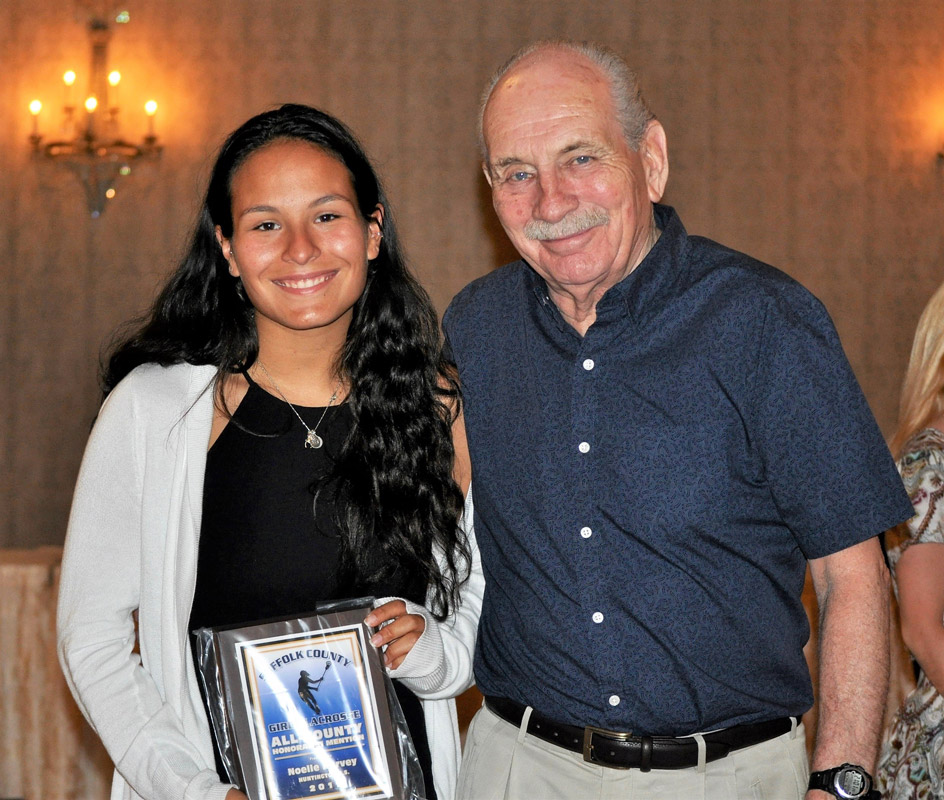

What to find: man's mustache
left=524, top=208, right=609, bottom=241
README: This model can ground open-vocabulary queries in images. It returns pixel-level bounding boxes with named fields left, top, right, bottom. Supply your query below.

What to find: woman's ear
left=215, top=226, right=239, bottom=277
left=367, top=204, right=385, bottom=260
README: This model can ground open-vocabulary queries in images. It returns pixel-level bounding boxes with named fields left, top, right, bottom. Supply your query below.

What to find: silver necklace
left=255, top=361, right=341, bottom=449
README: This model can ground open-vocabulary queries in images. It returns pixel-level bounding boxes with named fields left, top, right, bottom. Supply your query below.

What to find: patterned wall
left=2, top=0, right=944, bottom=548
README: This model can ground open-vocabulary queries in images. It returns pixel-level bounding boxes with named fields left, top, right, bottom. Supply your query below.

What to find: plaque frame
left=194, top=598, right=409, bottom=800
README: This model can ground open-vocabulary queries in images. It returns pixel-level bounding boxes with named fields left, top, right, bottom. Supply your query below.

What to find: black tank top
left=190, top=374, right=436, bottom=797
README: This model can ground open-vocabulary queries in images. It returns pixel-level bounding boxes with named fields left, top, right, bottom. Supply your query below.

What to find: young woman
left=57, top=104, right=482, bottom=800
left=876, top=280, right=944, bottom=797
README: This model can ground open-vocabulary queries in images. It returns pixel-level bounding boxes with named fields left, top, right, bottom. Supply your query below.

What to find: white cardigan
left=57, top=362, right=482, bottom=800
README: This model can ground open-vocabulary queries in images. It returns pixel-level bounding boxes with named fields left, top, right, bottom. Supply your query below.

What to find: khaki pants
left=457, top=704, right=809, bottom=800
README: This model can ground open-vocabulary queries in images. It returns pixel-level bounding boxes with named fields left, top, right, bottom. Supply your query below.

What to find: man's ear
left=639, top=120, right=669, bottom=203
left=215, top=226, right=239, bottom=277
left=482, top=162, right=494, bottom=188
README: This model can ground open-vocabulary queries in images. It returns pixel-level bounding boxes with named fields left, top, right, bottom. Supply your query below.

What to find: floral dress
left=877, top=428, right=944, bottom=798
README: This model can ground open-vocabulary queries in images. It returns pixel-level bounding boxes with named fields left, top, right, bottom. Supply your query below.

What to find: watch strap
left=808, top=769, right=831, bottom=792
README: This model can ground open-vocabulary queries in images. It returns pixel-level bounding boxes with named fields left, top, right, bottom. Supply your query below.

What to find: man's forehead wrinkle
left=486, top=95, right=600, bottom=139
left=485, top=74, right=611, bottom=140
left=492, top=155, right=525, bottom=169
left=487, top=112, right=608, bottom=168
left=490, top=136, right=603, bottom=170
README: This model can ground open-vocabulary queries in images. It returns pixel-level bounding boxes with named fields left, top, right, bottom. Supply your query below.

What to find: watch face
left=835, top=765, right=870, bottom=798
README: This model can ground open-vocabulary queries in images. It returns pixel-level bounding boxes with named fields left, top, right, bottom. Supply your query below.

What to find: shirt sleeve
left=885, top=443, right=944, bottom=572
left=905, top=455, right=944, bottom=542
left=749, top=285, right=913, bottom=559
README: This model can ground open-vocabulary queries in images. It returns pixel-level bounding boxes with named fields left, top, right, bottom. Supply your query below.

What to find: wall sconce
left=28, top=11, right=162, bottom=218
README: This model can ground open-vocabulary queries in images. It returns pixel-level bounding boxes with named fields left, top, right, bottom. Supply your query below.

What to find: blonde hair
left=890, top=279, right=944, bottom=457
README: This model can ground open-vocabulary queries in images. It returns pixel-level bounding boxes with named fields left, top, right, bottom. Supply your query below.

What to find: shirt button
left=583, top=359, right=595, bottom=371
left=578, top=442, right=590, bottom=453
left=592, top=612, right=604, bottom=624
left=580, top=527, right=592, bottom=539
left=608, top=695, right=621, bottom=707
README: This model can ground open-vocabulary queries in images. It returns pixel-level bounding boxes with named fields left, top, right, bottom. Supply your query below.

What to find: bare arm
left=451, top=405, right=472, bottom=496
left=895, top=541, right=944, bottom=692
left=806, top=537, right=890, bottom=799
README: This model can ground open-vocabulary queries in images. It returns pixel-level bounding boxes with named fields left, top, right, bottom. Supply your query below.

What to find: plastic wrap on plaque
left=193, top=597, right=425, bottom=800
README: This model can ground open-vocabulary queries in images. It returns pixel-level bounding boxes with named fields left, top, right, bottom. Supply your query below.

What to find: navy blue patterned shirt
left=443, top=204, right=912, bottom=735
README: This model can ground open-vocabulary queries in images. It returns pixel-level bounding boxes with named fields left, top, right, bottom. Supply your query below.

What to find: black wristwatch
left=808, top=763, right=879, bottom=799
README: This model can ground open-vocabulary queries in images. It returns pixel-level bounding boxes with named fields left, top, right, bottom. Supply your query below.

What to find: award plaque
left=194, top=598, right=415, bottom=800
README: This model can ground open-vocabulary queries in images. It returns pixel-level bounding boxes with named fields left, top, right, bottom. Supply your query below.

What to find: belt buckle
left=583, top=725, right=634, bottom=769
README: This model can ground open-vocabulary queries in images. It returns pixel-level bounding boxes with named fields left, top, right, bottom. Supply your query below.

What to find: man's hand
left=225, top=789, right=249, bottom=800
left=364, top=600, right=426, bottom=669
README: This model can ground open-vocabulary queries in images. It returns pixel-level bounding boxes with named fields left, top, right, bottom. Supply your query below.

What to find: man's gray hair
left=478, top=40, right=655, bottom=158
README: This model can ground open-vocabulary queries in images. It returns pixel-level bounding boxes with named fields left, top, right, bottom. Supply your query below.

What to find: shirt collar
left=524, top=203, right=689, bottom=335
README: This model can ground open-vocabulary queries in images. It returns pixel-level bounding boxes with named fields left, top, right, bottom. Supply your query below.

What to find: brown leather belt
left=484, top=696, right=799, bottom=771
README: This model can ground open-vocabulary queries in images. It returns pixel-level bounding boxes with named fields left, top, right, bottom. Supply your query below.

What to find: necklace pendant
left=305, top=430, right=324, bottom=449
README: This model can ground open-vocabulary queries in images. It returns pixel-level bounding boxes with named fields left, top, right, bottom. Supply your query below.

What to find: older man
left=444, top=41, right=912, bottom=800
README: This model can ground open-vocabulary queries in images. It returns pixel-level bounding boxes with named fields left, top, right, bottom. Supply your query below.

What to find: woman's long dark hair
left=104, top=104, right=469, bottom=617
